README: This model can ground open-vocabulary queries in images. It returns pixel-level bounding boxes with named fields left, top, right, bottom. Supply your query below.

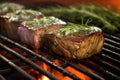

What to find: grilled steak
left=18, top=16, right=66, bottom=49
left=42, top=23, right=104, bottom=59
left=0, top=9, right=44, bottom=40
left=0, top=2, right=24, bottom=15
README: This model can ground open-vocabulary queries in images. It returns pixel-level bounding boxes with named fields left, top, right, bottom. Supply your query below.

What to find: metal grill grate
left=0, top=32, right=120, bottom=80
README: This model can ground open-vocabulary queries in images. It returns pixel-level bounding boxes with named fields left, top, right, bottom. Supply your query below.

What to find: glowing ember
left=39, top=63, right=50, bottom=80
left=37, top=59, right=91, bottom=80
left=64, top=66, right=91, bottom=80
left=0, top=47, right=28, bottom=59
left=51, top=66, right=92, bottom=80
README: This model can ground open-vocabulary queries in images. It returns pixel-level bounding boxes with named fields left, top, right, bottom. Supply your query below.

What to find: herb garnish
left=5, top=9, right=43, bottom=21
left=39, top=3, right=120, bottom=32
left=58, top=22, right=98, bottom=36
left=24, top=16, right=66, bottom=29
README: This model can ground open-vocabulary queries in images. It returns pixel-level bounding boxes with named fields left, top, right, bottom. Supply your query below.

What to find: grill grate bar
left=103, top=48, right=120, bottom=59
left=90, top=57, right=120, bottom=76
left=105, top=38, right=120, bottom=46
left=90, top=58, right=120, bottom=80
left=0, top=43, right=59, bottom=80
left=0, top=54, right=36, bottom=80
left=9, top=57, right=38, bottom=63
left=0, top=65, right=31, bottom=75
left=99, top=54, right=120, bottom=67
left=0, top=68, right=11, bottom=74
left=0, top=34, right=80, bottom=80
left=78, top=59, right=120, bottom=80
left=100, top=61, right=120, bottom=75
left=104, top=43, right=120, bottom=51
left=54, top=55, right=105, bottom=80
left=68, top=63, right=105, bottom=80
left=105, top=32, right=120, bottom=38
left=0, top=75, right=6, bottom=80
left=104, top=33, right=120, bottom=42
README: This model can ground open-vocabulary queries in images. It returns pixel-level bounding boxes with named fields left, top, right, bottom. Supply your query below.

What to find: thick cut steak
left=42, top=23, right=104, bottom=59
left=18, top=16, right=66, bottom=49
left=0, top=9, right=44, bottom=40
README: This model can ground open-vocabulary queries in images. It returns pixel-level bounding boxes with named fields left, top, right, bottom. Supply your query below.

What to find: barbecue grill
left=0, top=31, right=120, bottom=80
left=0, top=1, right=120, bottom=80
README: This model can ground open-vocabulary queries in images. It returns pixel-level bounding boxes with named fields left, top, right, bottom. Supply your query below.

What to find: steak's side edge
left=42, top=31, right=104, bottom=59
left=18, top=25, right=64, bottom=49
left=0, top=16, right=21, bottom=40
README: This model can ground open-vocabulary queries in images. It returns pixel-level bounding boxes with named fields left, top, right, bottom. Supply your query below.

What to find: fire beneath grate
left=0, top=32, right=120, bottom=80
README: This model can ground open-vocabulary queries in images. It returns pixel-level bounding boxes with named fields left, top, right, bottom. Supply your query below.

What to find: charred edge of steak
left=42, top=25, right=104, bottom=59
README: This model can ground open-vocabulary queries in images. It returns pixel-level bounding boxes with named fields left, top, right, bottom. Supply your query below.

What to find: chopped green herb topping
left=57, top=22, right=101, bottom=36
left=23, top=16, right=66, bottom=29
left=39, top=3, right=120, bottom=32
left=4, top=9, right=43, bottom=21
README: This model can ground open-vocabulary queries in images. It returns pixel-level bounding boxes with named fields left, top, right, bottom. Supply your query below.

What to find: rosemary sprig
left=58, top=22, right=95, bottom=36
left=38, top=3, right=120, bottom=32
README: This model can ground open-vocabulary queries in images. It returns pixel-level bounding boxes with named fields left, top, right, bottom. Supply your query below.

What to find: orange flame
left=38, top=59, right=92, bottom=80
left=38, top=63, right=50, bottom=80
left=58, top=66, right=91, bottom=80
left=26, top=59, right=92, bottom=80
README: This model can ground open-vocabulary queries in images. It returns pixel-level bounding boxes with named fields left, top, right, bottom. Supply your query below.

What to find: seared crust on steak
left=18, top=16, right=66, bottom=49
left=0, top=9, right=44, bottom=40
left=42, top=24, right=104, bottom=59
